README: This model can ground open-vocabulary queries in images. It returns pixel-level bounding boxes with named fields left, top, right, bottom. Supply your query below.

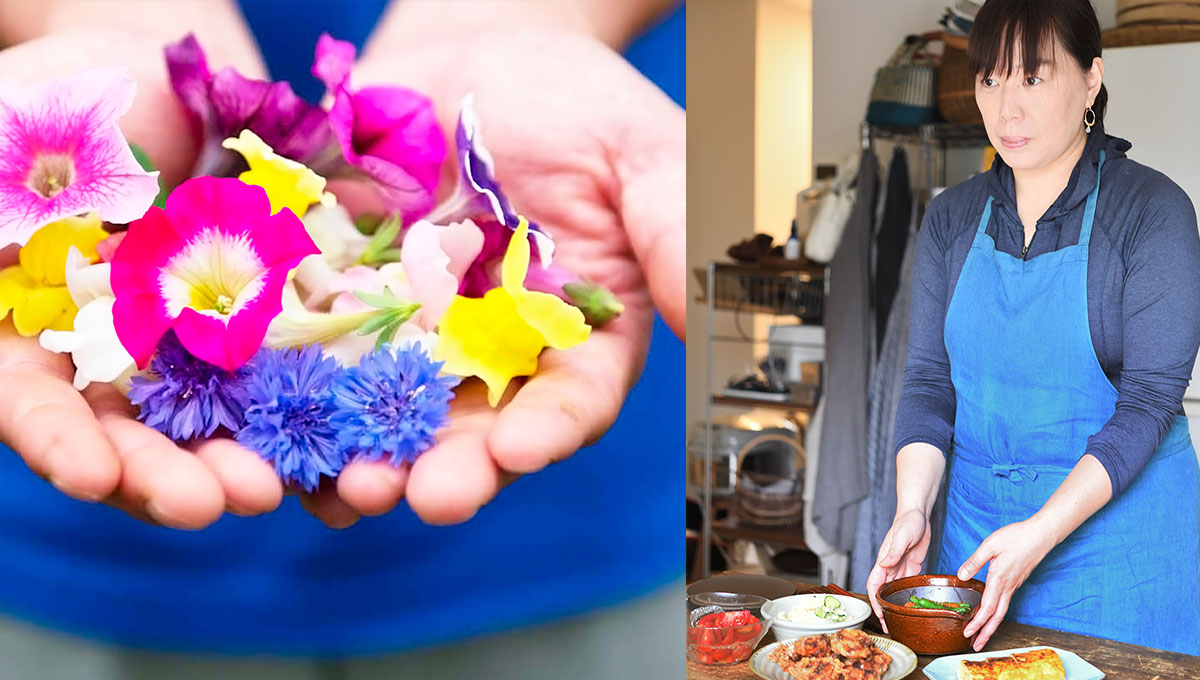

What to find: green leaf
left=356, top=215, right=404, bottom=266
left=357, top=310, right=399, bottom=336
left=128, top=143, right=167, bottom=209
left=355, top=213, right=384, bottom=236
left=353, top=290, right=404, bottom=309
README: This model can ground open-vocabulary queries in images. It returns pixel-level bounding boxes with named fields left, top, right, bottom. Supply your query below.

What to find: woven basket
left=734, top=473, right=804, bottom=527
left=938, top=33, right=983, bottom=125
left=1117, top=0, right=1200, bottom=26
left=731, top=433, right=805, bottom=528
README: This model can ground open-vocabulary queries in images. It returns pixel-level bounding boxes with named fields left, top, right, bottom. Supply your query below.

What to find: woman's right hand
left=865, top=508, right=932, bottom=632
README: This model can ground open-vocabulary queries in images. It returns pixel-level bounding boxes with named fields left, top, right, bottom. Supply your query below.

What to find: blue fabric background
left=0, top=2, right=684, bottom=655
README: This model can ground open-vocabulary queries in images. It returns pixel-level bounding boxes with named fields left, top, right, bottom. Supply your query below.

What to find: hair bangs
left=967, top=0, right=1063, bottom=80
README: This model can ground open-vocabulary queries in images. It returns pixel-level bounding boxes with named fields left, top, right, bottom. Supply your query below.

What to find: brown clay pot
left=876, top=574, right=986, bottom=655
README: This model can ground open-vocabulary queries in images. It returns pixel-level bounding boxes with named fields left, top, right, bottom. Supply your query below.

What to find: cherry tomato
left=729, top=643, right=753, bottom=662
left=694, top=652, right=715, bottom=664
left=710, top=647, right=730, bottom=661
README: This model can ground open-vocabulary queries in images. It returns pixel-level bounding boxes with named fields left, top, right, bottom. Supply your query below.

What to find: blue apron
left=937, top=150, right=1200, bottom=654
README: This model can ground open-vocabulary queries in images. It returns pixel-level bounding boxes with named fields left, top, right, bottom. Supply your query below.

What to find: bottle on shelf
left=784, top=218, right=802, bottom=260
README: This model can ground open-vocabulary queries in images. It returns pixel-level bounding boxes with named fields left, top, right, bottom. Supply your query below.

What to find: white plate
left=922, top=646, right=1104, bottom=680
left=750, top=634, right=918, bottom=680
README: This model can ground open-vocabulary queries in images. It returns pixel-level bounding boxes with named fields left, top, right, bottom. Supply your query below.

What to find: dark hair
left=967, top=0, right=1106, bottom=125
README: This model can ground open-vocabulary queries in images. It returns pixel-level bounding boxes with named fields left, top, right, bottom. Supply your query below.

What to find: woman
left=866, top=0, right=1200, bottom=655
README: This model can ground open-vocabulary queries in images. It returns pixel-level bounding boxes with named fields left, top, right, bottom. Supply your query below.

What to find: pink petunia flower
left=110, top=176, right=320, bottom=372
left=0, top=68, right=160, bottom=247
left=312, top=33, right=446, bottom=224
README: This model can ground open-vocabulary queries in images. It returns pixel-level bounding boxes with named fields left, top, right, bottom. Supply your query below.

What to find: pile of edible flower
left=0, top=34, right=620, bottom=492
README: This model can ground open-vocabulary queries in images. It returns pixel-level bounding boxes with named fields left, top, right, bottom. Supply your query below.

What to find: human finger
left=335, top=459, right=409, bottom=517
left=299, top=481, right=362, bottom=529
left=0, top=338, right=121, bottom=501
left=405, top=384, right=503, bottom=525
left=970, top=587, right=1012, bottom=651
left=191, top=437, right=284, bottom=516
left=609, top=83, right=685, bottom=338
left=86, top=383, right=226, bottom=529
left=487, top=327, right=639, bottom=475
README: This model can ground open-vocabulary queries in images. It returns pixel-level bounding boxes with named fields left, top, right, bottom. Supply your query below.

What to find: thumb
left=958, top=543, right=994, bottom=581
left=610, top=90, right=685, bottom=340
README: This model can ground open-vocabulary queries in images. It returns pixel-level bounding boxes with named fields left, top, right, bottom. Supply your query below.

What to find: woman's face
left=975, top=38, right=1103, bottom=172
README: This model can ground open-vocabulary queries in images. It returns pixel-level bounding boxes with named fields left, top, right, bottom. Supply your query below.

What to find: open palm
left=320, top=27, right=685, bottom=527
left=0, top=30, right=283, bottom=529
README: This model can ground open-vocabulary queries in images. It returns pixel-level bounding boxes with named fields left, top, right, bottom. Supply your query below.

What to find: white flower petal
left=63, top=246, right=113, bottom=307
left=301, top=203, right=370, bottom=269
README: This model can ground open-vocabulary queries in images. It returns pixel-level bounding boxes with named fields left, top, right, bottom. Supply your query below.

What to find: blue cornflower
left=331, top=345, right=459, bottom=465
left=127, top=331, right=248, bottom=441
left=235, top=345, right=344, bottom=492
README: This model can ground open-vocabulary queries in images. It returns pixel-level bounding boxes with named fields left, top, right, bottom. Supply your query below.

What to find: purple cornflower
left=235, top=345, right=344, bottom=492
left=331, top=346, right=459, bottom=466
left=127, top=331, right=248, bottom=441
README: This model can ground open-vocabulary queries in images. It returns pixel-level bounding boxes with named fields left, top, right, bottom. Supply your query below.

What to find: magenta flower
left=110, top=176, right=319, bottom=372
left=312, top=33, right=446, bottom=223
left=165, top=34, right=330, bottom=176
left=0, top=68, right=160, bottom=247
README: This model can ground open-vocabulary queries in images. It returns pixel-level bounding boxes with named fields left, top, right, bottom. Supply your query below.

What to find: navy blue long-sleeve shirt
left=894, top=124, right=1200, bottom=496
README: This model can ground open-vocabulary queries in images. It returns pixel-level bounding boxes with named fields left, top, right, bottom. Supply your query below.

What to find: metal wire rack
left=706, top=262, right=826, bottom=321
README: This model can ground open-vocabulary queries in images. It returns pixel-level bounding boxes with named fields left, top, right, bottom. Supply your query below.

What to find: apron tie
left=991, top=463, right=1038, bottom=483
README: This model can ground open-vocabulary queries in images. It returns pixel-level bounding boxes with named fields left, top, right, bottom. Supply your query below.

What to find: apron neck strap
left=1078, top=149, right=1106, bottom=248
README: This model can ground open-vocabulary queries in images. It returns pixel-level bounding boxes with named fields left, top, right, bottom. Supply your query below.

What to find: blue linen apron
left=936, top=151, right=1200, bottom=654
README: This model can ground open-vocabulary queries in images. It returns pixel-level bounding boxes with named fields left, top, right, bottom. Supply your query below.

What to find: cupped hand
left=957, top=519, right=1056, bottom=651
left=0, top=29, right=283, bottom=529
left=865, top=508, right=933, bottom=632
left=311, top=27, right=684, bottom=528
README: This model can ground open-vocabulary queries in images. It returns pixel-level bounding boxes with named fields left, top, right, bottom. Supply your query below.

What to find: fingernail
left=145, top=500, right=183, bottom=527
left=49, top=475, right=104, bottom=502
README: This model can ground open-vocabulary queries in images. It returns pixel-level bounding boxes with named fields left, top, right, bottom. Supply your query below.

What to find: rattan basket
left=937, top=33, right=983, bottom=125
left=731, top=433, right=805, bottom=528
left=1117, top=0, right=1200, bottom=26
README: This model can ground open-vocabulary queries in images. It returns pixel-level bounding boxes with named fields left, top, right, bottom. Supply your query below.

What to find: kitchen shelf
left=697, top=259, right=824, bottom=581
left=711, top=394, right=816, bottom=413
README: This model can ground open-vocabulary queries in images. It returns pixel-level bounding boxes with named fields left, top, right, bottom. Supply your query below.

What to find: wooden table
left=687, top=585, right=1200, bottom=679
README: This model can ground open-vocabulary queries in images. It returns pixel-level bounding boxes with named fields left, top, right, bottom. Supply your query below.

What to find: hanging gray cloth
left=850, top=193, right=918, bottom=591
left=813, top=147, right=876, bottom=552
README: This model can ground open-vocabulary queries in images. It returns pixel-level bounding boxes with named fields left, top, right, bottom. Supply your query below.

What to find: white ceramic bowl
left=762, top=593, right=872, bottom=639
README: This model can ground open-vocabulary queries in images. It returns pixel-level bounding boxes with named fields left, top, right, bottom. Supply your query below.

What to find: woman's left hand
left=957, top=518, right=1057, bottom=650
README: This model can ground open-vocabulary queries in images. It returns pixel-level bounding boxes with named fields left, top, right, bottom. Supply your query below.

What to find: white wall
left=687, top=0, right=760, bottom=431
left=686, top=0, right=814, bottom=431
left=812, top=0, right=1119, bottom=168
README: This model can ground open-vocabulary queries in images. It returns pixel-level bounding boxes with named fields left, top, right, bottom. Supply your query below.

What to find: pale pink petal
left=312, top=33, right=356, bottom=93
left=327, top=265, right=388, bottom=313
left=438, top=218, right=485, bottom=281
left=96, top=231, right=126, bottom=262
left=401, top=221, right=456, bottom=331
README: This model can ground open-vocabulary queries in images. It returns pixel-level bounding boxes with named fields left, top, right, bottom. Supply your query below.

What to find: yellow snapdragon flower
left=222, top=129, right=335, bottom=217
left=0, top=214, right=107, bottom=336
left=436, top=218, right=590, bottom=406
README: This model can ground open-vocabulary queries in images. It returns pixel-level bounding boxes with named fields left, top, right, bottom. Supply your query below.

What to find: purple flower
left=312, top=33, right=445, bottom=223
left=165, top=34, right=330, bottom=176
left=331, top=345, right=458, bottom=466
left=235, top=345, right=344, bottom=492
left=127, top=331, right=248, bottom=441
left=0, top=68, right=159, bottom=247
left=458, top=218, right=574, bottom=299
